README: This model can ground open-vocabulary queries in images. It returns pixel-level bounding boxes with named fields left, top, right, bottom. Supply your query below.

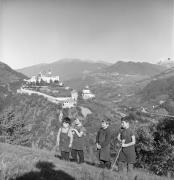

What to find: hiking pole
left=111, top=147, right=122, bottom=171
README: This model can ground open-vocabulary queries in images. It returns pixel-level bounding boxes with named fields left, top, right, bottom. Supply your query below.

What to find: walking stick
left=111, top=147, right=122, bottom=171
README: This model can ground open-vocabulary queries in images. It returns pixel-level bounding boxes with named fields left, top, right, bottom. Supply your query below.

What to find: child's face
left=101, top=121, right=109, bottom=129
left=62, top=122, right=70, bottom=128
left=121, top=121, right=129, bottom=129
left=75, top=119, right=82, bottom=126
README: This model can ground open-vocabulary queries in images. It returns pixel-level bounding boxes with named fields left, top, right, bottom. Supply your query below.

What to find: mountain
left=0, top=61, right=27, bottom=98
left=0, top=61, right=27, bottom=111
left=140, top=75, right=174, bottom=101
left=151, top=67, right=174, bottom=80
left=0, top=61, right=27, bottom=84
left=122, top=73, right=174, bottom=113
left=102, top=61, right=167, bottom=76
left=17, top=59, right=109, bottom=81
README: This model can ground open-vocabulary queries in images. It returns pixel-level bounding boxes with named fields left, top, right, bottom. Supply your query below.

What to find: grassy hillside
left=0, top=142, right=172, bottom=180
left=0, top=93, right=120, bottom=161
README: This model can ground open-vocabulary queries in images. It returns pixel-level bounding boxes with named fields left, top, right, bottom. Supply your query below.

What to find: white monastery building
left=24, top=71, right=60, bottom=84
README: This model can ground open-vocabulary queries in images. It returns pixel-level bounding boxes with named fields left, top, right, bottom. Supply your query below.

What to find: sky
left=0, top=0, right=173, bottom=69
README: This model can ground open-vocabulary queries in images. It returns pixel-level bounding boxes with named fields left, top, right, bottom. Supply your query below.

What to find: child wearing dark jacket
left=96, top=118, right=111, bottom=169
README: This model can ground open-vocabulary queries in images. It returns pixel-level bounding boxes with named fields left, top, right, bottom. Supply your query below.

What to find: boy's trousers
left=71, top=149, right=84, bottom=163
left=118, top=162, right=134, bottom=173
left=61, top=151, right=70, bottom=161
left=99, top=160, right=111, bottom=169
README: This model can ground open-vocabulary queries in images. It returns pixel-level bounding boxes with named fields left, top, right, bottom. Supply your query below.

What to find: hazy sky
left=0, top=0, right=173, bottom=69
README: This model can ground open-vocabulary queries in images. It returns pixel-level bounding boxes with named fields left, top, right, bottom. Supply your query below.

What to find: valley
left=0, top=59, right=174, bottom=178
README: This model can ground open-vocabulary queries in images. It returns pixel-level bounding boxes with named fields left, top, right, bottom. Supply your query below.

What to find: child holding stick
left=117, top=116, right=136, bottom=173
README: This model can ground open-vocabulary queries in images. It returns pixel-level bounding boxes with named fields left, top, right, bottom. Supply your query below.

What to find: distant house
left=159, top=100, right=165, bottom=105
left=154, top=108, right=168, bottom=116
left=62, top=99, right=76, bottom=109
left=82, top=87, right=95, bottom=100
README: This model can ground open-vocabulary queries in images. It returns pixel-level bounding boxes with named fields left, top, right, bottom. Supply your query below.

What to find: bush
left=135, top=118, right=174, bottom=176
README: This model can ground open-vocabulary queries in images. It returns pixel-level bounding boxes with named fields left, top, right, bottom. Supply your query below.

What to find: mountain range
left=17, top=59, right=108, bottom=81
left=17, top=59, right=168, bottom=82
left=1, top=59, right=173, bottom=109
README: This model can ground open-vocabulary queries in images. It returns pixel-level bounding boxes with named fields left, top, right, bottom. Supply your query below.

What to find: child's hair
left=102, top=118, right=111, bottom=125
left=72, top=117, right=83, bottom=128
left=121, top=116, right=130, bottom=123
left=62, top=117, right=71, bottom=125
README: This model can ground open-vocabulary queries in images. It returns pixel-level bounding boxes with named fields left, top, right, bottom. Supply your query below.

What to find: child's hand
left=69, top=144, right=72, bottom=148
left=71, top=129, right=78, bottom=134
left=96, top=143, right=101, bottom=149
left=54, top=145, right=59, bottom=151
left=121, top=142, right=127, bottom=148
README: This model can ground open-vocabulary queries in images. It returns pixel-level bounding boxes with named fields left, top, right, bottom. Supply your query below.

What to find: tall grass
left=0, top=143, right=172, bottom=180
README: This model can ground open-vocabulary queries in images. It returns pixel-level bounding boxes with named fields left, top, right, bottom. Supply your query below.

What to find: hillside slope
left=102, top=61, right=166, bottom=76
left=0, top=142, right=172, bottom=180
left=17, top=59, right=108, bottom=81
left=0, top=61, right=27, bottom=108
left=0, top=61, right=27, bottom=84
left=140, top=76, right=174, bottom=100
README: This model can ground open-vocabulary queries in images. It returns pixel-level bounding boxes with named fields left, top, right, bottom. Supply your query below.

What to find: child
left=56, top=117, right=73, bottom=161
left=96, top=118, right=111, bottom=169
left=117, top=116, right=136, bottom=173
left=71, top=118, right=86, bottom=164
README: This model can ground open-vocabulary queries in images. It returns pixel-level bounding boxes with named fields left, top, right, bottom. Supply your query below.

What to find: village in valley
left=17, top=71, right=95, bottom=108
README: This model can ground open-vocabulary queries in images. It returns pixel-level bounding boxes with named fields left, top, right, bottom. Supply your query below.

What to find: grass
left=0, top=143, right=173, bottom=180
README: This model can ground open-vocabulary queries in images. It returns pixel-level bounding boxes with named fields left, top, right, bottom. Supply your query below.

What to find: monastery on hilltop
left=20, top=72, right=95, bottom=108
left=24, top=71, right=60, bottom=84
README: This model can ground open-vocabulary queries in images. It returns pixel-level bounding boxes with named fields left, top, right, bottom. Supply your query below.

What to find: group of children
left=56, top=116, right=136, bottom=172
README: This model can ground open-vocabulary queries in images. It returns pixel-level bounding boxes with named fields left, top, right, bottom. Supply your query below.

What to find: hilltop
left=0, top=142, right=172, bottom=180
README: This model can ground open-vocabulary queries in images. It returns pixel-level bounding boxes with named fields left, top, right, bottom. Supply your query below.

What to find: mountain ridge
left=102, top=61, right=167, bottom=76
left=17, top=59, right=167, bottom=82
left=0, top=61, right=27, bottom=84
left=17, top=59, right=108, bottom=81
